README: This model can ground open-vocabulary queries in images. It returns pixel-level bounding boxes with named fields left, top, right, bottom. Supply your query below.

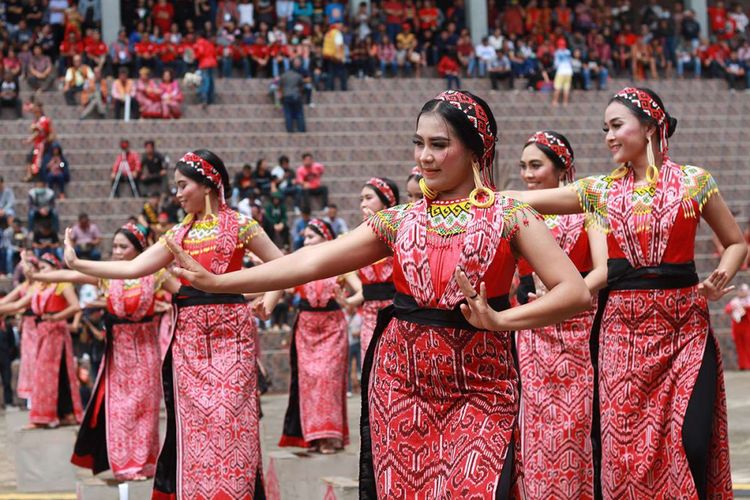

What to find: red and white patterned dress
left=152, top=208, right=264, bottom=500
left=357, top=257, right=394, bottom=360
left=29, top=282, right=84, bottom=425
left=16, top=282, right=41, bottom=399
left=278, top=278, right=349, bottom=448
left=573, top=162, right=733, bottom=498
left=516, top=214, right=596, bottom=500
left=71, top=271, right=167, bottom=480
left=360, top=195, right=534, bottom=498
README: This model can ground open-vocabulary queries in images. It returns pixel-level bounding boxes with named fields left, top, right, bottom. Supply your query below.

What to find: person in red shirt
left=295, top=153, right=328, bottom=210
left=59, top=31, right=84, bottom=73
left=159, top=39, right=179, bottom=75
left=194, top=36, right=218, bottom=107
left=134, top=36, right=157, bottom=72
left=83, top=30, right=108, bottom=71
left=152, top=0, right=175, bottom=35
left=437, top=51, right=461, bottom=89
left=383, top=0, right=405, bottom=41
left=502, top=0, right=525, bottom=36
left=417, top=0, right=440, bottom=31
left=708, top=1, right=728, bottom=35
left=553, top=0, right=572, bottom=31
left=248, top=37, right=270, bottom=78
left=111, top=139, right=142, bottom=198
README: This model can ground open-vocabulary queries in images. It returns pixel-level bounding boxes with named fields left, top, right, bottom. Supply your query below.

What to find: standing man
left=279, top=57, right=306, bottom=133
left=139, top=140, right=167, bottom=193
left=296, top=153, right=328, bottom=210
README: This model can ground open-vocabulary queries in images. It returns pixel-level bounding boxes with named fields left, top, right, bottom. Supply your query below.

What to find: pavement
left=0, top=372, right=748, bottom=498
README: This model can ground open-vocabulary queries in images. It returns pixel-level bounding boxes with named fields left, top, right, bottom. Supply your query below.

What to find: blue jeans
left=446, top=75, right=461, bottom=89
left=0, top=248, right=16, bottom=275
left=380, top=60, right=398, bottom=77
left=677, top=57, right=701, bottom=78
left=467, top=57, right=477, bottom=77
left=198, top=67, right=216, bottom=104
left=348, top=340, right=361, bottom=392
left=272, top=58, right=290, bottom=78
left=282, top=96, right=306, bottom=133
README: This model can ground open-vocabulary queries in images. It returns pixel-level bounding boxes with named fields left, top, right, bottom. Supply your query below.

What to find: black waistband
left=104, top=312, right=156, bottom=325
left=607, top=259, right=699, bottom=290
left=393, top=292, right=510, bottom=331
left=22, top=310, right=36, bottom=317
left=173, top=286, right=246, bottom=307
left=362, top=282, right=396, bottom=302
left=298, top=299, right=341, bottom=312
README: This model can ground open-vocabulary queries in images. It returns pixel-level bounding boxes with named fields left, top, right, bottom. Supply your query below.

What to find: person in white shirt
left=474, top=37, right=497, bottom=78
left=488, top=28, right=504, bottom=51
left=238, top=0, right=255, bottom=28
left=552, top=39, right=573, bottom=107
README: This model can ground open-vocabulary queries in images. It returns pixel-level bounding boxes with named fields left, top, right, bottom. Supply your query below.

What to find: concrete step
left=76, top=477, right=153, bottom=500
left=264, top=450, right=358, bottom=500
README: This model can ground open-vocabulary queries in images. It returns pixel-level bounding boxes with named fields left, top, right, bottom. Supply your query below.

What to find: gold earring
left=646, top=136, right=659, bottom=185
left=469, top=160, right=495, bottom=209
left=419, top=178, right=437, bottom=200
left=204, top=192, right=216, bottom=220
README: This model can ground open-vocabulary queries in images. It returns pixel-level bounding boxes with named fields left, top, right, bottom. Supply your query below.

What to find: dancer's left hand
left=698, top=269, right=734, bottom=301
left=164, top=236, right=217, bottom=291
left=455, top=268, right=502, bottom=331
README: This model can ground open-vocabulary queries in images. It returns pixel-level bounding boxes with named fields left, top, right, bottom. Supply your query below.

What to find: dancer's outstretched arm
left=30, top=268, right=98, bottom=286
left=64, top=228, right=172, bottom=279
left=167, top=224, right=390, bottom=295
left=456, top=214, right=591, bottom=331
left=502, top=186, right=582, bottom=215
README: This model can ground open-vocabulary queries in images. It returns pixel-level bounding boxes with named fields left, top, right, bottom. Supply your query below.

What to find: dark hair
left=115, top=226, right=145, bottom=253
left=78, top=212, right=88, bottom=220
left=417, top=91, right=498, bottom=166
left=609, top=88, right=678, bottom=138
left=144, top=139, right=155, bottom=147
left=278, top=155, right=289, bottom=165
left=256, top=158, right=267, bottom=170
left=309, top=219, right=336, bottom=240
left=175, top=149, right=231, bottom=196
left=301, top=152, right=312, bottom=159
left=524, top=131, right=574, bottom=172
left=365, top=177, right=401, bottom=207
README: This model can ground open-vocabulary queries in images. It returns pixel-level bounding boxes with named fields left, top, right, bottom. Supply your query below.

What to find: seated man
left=0, top=73, right=22, bottom=119
left=63, top=54, right=94, bottom=106
left=70, top=213, right=102, bottom=260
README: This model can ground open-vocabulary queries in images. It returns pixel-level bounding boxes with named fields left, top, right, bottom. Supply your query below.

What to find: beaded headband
left=526, top=131, right=575, bottom=183
left=180, top=152, right=226, bottom=205
left=434, top=90, right=497, bottom=189
left=308, top=218, right=335, bottom=241
left=120, top=222, right=148, bottom=252
left=613, top=87, right=669, bottom=158
left=40, top=252, right=61, bottom=269
left=366, top=177, right=397, bottom=208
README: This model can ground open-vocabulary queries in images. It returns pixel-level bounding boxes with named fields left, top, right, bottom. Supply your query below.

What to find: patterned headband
left=120, top=222, right=148, bottom=252
left=308, top=218, right=335, bottom=241
left=366, top=177, right=397, bottom=207
left=434, top=90, right=497, bottom=189
left=527, top=131, right=575, bottom=183
left=40, top=252, right=61, bottom=269
left=180, top=152, right=226, bottom=205
left=613, top=87, right=669, bottom=158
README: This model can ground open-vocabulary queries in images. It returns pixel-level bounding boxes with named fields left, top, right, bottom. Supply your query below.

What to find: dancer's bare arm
left=167, top=225, right=390, bottom=294
left=65, top=228, right=172, bottom=279
left=502, top=186, right=582, bottom=215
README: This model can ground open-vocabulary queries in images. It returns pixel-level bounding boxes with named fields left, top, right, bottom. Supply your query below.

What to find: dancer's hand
left=455, top=268, right=503, bottom=331
left=63, top=228, right=77, bottom=269
left=527, top=272, right=548, bottom=302
left=164, top=237, right=218, bottom=291
left=361, top=206, right=375, bottom=221
left=252, top=295, right=272, bottom=320
left=698, top=269, right=734, bottom=301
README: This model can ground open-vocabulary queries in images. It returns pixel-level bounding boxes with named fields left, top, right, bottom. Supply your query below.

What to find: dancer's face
left=406, top=176, right=422, bottom=203
left=303, top=227, right=326, bottom=246
left=603, top=101, right=651, bottom=165
left=111, top=233, right=139, bottom=261
left=414, top=113, right=474, bottom=197
left=360, top=186, right=385, bottom=219
left=174, top=169, right=210, bottom=215
left=520, top=144, right=562, bottom=190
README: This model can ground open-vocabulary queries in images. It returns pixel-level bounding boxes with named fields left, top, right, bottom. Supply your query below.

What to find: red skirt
left=29, top=320, right=83, bottom=425
left=363, top=310, right=523, bottom=498
left=359, top=299, right=390, bottom=362
left=518, top=309, right=595, bottom=500
left=152, top=298, right=263, bottom=500
left=72, top=316, right=161, bottom=480
left=279, top=309, right=349, bottom=447
left=598, top=286, right=732, bottom=498
left=16, top=315, right=40, bottom=399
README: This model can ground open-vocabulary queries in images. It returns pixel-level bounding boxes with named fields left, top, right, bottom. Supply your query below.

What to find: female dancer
left=63, top=150, right=284, bottom=499
left=165, top=90, right=591, bottom=497
left=0, top=256, right=41, bottom=401
left=35, top=223, right=177, bottom=481
left=0, top=253, right=83, bottom=427
left=504, top=87, right=744, bottom=498
left=343, top=177, right=400, bottom=361
left=279, top=218, right=359, bottom=454
left=515, top=131, right=607, bottom=499
left=726, top=284, right=750, bottom=370
left=405, top=166, right=423, bottom=203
